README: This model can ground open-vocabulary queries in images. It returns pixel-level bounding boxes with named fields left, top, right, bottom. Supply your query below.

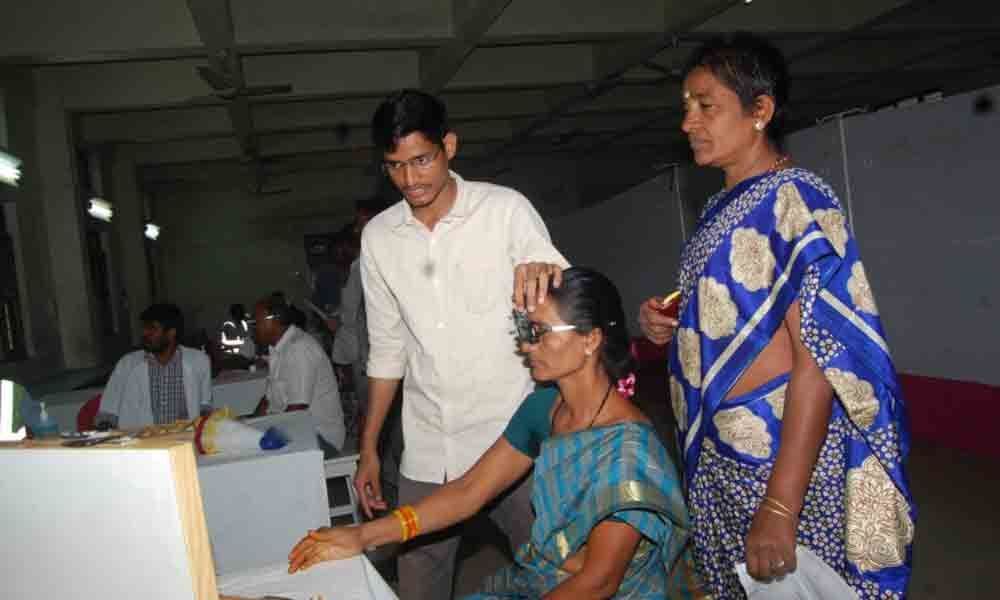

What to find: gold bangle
left=759, top=498, right=795, bottom=520
left=761, top=505, right=796, bottom=522
left=763, top=495, right=799, bottom=516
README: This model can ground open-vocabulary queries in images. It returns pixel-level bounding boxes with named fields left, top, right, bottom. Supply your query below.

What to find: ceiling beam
left=796, top=35, right=1000, bottom=106
left=483, top=0, right=744, bottom=162
left=785, top=0, right=937, bottom=63
left=420, top=0, right=514, bottom=93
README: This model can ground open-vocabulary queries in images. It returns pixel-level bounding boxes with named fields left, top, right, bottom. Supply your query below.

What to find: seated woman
left=288, top=267, right=689, bottom=599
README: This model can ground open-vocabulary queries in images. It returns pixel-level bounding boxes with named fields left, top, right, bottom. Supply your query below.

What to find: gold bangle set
left=393, top=505, right=420, bottom=542
left=761, top=496, right=799, bottom=521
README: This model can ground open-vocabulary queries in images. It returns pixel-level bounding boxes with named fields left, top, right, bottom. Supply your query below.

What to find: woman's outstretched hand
left=288, top=526, right=365, bottom=574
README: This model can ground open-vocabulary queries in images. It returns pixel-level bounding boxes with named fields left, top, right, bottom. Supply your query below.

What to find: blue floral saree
left=465, top=423, right=690, bottom=599
left=668, top=168, right=916, bottom=599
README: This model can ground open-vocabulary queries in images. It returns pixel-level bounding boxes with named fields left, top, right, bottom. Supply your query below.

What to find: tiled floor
left=376, top=441, right=1000, bottom=599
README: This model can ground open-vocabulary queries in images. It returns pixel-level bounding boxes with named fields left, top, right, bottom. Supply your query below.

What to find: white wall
left=548, top=166, right=721, bottom=334
left=786, top=85, right=1000, bottom=385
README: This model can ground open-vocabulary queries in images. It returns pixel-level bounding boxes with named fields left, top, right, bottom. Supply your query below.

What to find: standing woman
left=639, top=34, right=915, bottom=599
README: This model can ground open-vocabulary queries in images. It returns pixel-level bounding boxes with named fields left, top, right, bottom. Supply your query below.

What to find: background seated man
left=97, top=303, right=212, bottom=429
left=254, top=296, right=346, bottom=454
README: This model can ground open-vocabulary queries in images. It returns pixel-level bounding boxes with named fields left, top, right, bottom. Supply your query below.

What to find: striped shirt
left=147, top=350, right=187, bottom=424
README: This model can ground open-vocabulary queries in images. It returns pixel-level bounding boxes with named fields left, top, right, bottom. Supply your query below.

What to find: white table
left=36, top=368, right=269, bottom=432
left=212, top=368, right=269, bottom=416
left=217, top=557, right=397, bottom=600
left=197, top=412, right=327, bottom=575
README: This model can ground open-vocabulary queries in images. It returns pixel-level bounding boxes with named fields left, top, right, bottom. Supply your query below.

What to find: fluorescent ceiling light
left=0, top=150, right=22, bottom=187
left=88, top=197, right=113, bottom=222
left=144, top=223, right=160, bottom=240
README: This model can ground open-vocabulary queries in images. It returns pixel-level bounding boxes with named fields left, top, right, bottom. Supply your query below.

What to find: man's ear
left=443, top=131, right=458, bottom=161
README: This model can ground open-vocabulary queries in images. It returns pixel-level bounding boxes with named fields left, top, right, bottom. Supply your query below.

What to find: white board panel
left=0, top=447, right=199, bottom=599
left=198, top=446, right=328, bottom=575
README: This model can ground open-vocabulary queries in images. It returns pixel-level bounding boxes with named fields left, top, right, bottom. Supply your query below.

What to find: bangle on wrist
left=761, top=504, right=796, bottom=522
left=392, top=505, right=421, bottom=542
left=763, top=495, right=799, bottom=515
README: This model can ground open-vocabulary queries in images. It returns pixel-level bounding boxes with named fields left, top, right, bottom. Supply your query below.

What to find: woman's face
left=680, top=66, right=759, bottom=170
left=519, top=299, right=589, bottom=382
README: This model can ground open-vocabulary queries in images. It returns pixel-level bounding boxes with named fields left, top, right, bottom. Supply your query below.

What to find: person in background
left=254, top=295, right=346, bottom=453
left=220, top=303, right=255, bottom=361
left=356, top=88, right=569, bottom=600
left=98, top=303, right=212, bottom=429
left=638, top=33, right=915, bottom=598
left=289, top=268, right=690, bottom=599
left=330, top=197, right=390, bottom=431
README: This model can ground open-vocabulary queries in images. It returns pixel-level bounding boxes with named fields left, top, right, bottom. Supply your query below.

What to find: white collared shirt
left=266, top=325, right=345, bottom=450
left=361, top=171, right=568, bottom=482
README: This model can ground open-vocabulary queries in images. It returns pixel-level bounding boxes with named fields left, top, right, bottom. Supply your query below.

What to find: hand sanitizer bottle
left=34, top=401, right=60, bottom=438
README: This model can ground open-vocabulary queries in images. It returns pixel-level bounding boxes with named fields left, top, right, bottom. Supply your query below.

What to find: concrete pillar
left=108, top=149, right=151, bottom=346
left=32, top=70, right=101, bottom=368
left=0, top=69, right=64, bottom=381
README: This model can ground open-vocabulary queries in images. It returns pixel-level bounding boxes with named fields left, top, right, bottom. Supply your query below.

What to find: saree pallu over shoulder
left=467, top=423, right=690, bottom=599
left=668, top=168, right=915, bottom=599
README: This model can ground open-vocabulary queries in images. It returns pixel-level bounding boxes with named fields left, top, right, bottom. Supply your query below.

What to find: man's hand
left=638, top=297, right=679, bottom=346
left=353, top=452, right=387, bottom=518
left=513, top=262, right=563, bottom=313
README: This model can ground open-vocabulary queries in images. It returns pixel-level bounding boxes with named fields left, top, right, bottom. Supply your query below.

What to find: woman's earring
left=585, top=349, right=593, bottom=356
left=754, top=120, right=764, bottom=131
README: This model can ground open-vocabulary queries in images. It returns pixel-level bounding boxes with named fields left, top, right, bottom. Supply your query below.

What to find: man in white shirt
left=357, top=89, right=568, bottom=600
left=99, top=303, right=212, bottom=429
left=254, top=296, right=346, bottom=452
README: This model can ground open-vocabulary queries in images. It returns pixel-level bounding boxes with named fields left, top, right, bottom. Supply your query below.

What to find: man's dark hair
left=371, top=89, right=450, bottom=154
left=140, top=303, right=184, bottom=338
left=682, top=32, right=791, bottom=146
left=262, top=293, right=306, bottom=329
left=229, top=303, right=245, bottom=322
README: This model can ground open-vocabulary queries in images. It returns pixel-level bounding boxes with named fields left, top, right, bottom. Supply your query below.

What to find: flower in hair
left=616, top=373, right=636, bottom=399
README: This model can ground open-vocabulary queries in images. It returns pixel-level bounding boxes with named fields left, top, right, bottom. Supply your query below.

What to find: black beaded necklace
left=551, top=380, right=615, bottom=431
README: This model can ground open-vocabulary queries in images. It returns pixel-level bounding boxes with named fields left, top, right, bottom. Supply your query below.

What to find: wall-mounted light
left=87, top=197, right=113, bottom=222
left=0, top=150, right=22, bottom=187
left=144, top=223, right=160, bottom=240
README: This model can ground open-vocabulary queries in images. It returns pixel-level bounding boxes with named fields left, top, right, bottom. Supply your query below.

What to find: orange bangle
left=393, top=506, right=421, bottom=542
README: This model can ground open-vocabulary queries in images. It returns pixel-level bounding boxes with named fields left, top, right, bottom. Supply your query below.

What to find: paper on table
left=735, top=545, right=859, bottom=600
left=217, top=556, right=397, bottom=600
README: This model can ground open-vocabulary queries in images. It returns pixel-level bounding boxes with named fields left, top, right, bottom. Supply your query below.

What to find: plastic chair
left=76, top=393, right=102, bottom=432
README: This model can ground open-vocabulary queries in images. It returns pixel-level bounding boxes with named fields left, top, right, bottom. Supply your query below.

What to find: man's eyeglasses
left=511, top=310, right=577, bottom=345
left=382, top=147, right=441, bottom=174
